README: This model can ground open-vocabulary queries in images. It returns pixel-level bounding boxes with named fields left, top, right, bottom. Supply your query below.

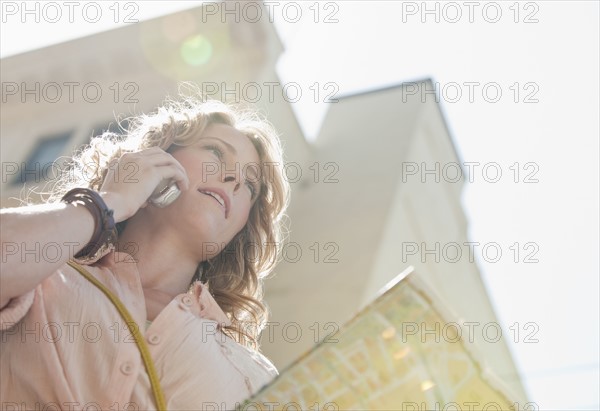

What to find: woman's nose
left=223, top=175, right=241, bottom=192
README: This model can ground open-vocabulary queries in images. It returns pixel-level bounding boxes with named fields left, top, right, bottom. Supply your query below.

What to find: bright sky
left=1, top=1, right=598, bottom=409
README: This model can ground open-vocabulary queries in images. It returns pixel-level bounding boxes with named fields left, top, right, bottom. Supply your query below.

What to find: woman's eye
left=205, top=145, right=223, bottom=159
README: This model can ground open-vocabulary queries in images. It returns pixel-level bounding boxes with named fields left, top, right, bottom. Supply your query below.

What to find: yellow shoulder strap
left=67, top=260, right=166, bottom=411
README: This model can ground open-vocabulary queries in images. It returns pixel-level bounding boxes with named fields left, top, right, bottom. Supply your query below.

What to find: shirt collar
left=97, top=251, right=232, bottom=327
left=189, top=281, right=232, bottom=327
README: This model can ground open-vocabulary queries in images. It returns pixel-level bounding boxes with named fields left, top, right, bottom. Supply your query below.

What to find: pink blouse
left=0, top=251, right=277, bottom=410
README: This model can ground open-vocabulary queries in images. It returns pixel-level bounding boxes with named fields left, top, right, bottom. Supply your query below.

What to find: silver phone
left=149, top=179, right=181, bottom=208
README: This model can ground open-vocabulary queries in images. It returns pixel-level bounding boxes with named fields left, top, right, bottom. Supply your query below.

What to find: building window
left=11, top=130, right=73, bottom=186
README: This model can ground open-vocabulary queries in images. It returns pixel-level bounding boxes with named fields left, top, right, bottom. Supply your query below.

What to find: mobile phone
left=149, top=179, right=181, bottom=208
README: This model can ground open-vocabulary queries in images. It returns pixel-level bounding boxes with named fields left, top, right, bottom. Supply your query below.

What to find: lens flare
left=180, top=34, right=213, bottom=66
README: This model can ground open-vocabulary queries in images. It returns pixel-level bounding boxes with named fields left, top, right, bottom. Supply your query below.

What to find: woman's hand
left=99, top=147, right=189, bottom=222
left=0, top=148, right=189, bottom=308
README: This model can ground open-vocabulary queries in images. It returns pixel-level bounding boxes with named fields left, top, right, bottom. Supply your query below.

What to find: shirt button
left=120, top=361, right=134, bottom=375
left=182, top=295, right=193, bottom=306
left=148, top=334, right=161, bottom=345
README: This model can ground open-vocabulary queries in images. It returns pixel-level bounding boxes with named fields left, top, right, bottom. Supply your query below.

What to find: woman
left=0, top=95, right=290, bottom=410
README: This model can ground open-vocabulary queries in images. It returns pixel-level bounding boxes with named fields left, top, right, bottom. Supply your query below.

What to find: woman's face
left=155, top=123, right=261, bottom=259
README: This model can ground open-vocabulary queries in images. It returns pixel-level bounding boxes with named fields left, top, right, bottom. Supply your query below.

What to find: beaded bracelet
left=61, top=188, right=118, bottom=264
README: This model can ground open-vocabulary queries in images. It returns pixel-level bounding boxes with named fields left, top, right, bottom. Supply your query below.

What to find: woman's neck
left=115, top=210, right=201, bottom=320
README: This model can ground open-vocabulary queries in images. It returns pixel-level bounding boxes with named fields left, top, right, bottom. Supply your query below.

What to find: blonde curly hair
left=49, top=94, right=290, bottom=349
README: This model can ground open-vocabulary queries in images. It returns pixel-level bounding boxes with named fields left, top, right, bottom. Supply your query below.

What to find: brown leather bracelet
left=61, top=188, right=117, bottom=263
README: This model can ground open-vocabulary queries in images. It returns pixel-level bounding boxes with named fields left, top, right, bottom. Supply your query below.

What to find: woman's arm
left=0, top=201, right=97, bottom=309
left=0, top=148, right=189, bottom=309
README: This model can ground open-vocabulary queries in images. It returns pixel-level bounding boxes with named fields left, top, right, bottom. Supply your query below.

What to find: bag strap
left=67, top=260, right=167, bottom=411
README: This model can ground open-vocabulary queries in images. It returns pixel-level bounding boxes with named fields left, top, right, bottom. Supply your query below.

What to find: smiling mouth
left=198, top=190, right=227, bottom=215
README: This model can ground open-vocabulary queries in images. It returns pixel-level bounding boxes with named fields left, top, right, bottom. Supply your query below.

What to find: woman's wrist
left=61, top=188, right=118, bottom=262
left=98, top=191, right=130, bottom=223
